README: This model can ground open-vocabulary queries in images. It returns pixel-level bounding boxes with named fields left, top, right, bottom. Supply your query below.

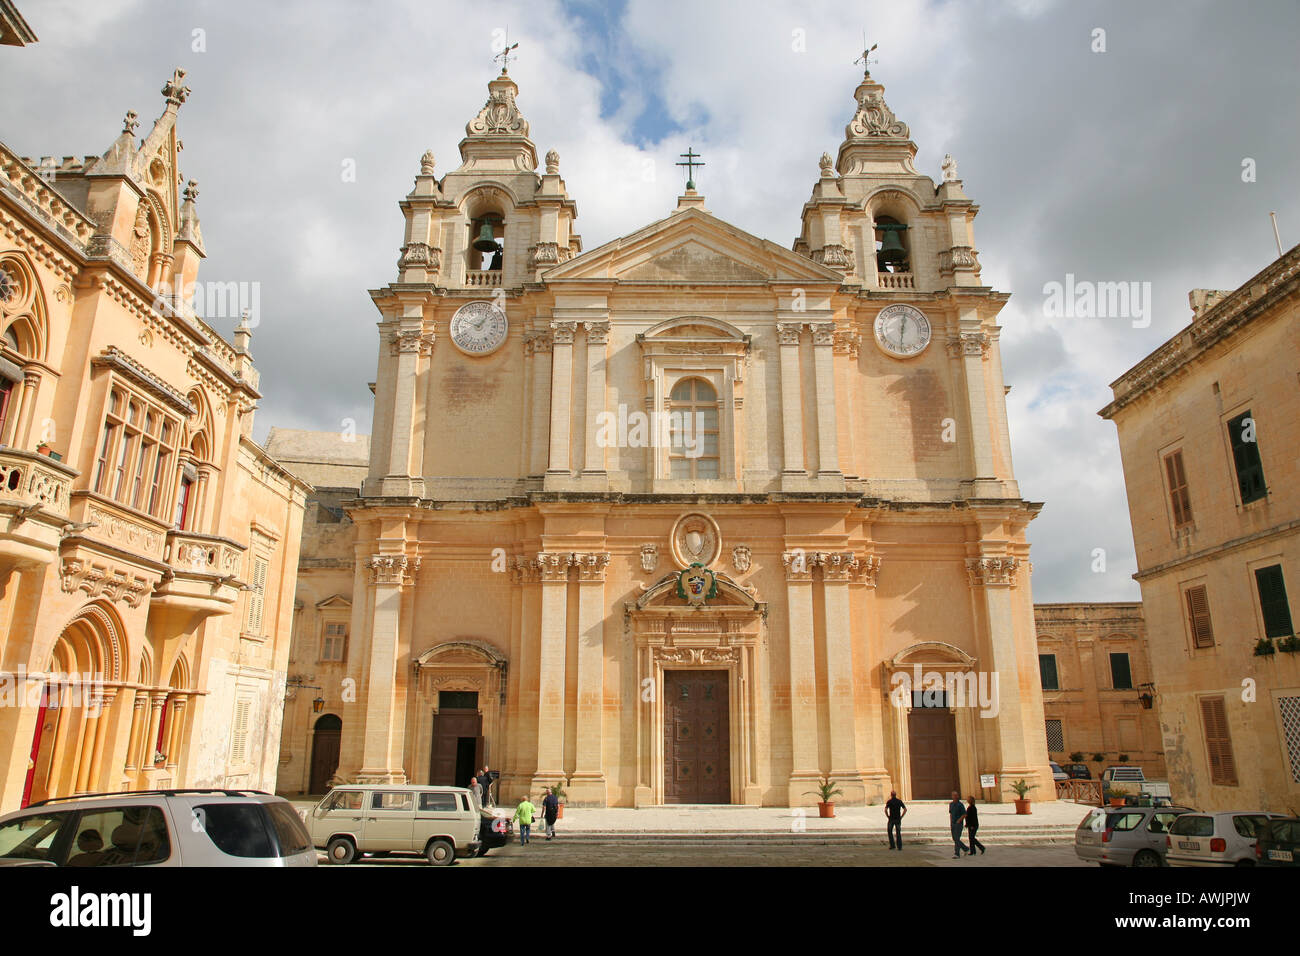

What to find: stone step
left=543, top=828, right=1076, bottom=846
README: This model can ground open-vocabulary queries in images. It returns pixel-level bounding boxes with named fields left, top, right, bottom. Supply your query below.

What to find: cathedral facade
left=287, top=63, right=1053, bottom=807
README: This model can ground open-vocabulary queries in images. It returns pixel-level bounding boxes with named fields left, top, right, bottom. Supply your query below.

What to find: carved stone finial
left=420, top=149, right=436, bottom=175
left=466, top=74, right=529, bottom=138
left=182, top=179, right=199, bottom=202
left=941, top=153, right=958, bottom=182
left=122, top=110, right=139, bottom=136
left=846, top=75, right=909, bottom=140
left=162, top=68, right=190, bottom=107
left=545, top=148, right=560, bottom=174
left=819, top=152, right=835, bottom=177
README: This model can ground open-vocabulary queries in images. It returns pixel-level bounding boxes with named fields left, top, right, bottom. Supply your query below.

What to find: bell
left=472, top=219, right=498, bottom=253
left=877, top=227, right=907, bottom=267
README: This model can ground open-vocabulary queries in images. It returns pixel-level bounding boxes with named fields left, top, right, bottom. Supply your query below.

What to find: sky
left=2, top=0, right=1297, bottom=603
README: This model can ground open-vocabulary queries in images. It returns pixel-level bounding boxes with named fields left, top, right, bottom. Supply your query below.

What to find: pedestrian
left=884, top=790, right=907, bottom=850
left=948, top=790, right=969, bottom=859
left=541, top=786, right=560, bottom=841
left=479, top=766, right=493, bottom=806
left=965, top=795, right=985, bottom=856
left=468, top=776, right=480, bottom=809
left=512, top=793, right=535, bottom=845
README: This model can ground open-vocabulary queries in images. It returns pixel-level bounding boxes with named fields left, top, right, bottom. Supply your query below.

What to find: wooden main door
left=309, top=714, right=342, bottom=794
left=663, top=670, right=730, bottom=804
left=429, top=709, right=483, bottom=788
left=908, top=708, right=959, bottom=800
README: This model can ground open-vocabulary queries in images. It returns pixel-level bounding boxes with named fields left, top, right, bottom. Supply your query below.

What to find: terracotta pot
left=1109, top=797, right=1126, bottom=807
left=556, top=803, right=564, bottom=819
left=1014, top=798, right=1031, bottom=815
left=37, top=446, right=52, bottom=457
left=817, top=802, right=835, bottom=818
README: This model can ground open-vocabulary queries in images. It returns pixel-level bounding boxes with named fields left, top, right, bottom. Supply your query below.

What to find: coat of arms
left=676, top=563, right=718, bottom=607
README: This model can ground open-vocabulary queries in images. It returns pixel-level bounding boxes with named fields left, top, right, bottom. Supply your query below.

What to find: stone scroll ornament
left=676, top=563, right=718, bottom=607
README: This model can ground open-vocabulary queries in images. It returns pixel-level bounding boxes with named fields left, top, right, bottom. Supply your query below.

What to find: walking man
left=884, top=790, right=907, bottom=850
left=512, top=793, right=536, bottom=845
left=541, top=786, right=560, bottom=841
left=966, top=795, right=986, bottom=855
left=948, top=790, right=969, bottom=859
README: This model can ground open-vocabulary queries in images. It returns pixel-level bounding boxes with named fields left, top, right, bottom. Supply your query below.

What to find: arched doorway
left=309, top=714, right=342, bottom=794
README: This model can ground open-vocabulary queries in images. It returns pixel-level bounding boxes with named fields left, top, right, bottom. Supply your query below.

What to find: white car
left=1165, top=811, right=1286, bottom=867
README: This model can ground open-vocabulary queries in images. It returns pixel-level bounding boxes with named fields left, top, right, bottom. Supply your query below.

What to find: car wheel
left=1132, top=850, right=1161, bottom=868
left=426, top=838, right=455, bottom=866
left=325, top=838, right=356, bottom=865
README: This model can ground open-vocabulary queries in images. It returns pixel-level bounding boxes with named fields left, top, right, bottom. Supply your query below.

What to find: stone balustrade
left=0, top=448, right=75, bottom=518
left=164, top=530, right=245, bottom=577
left=464, top=269, right=502, bottom=288
left=876, top=271, right=915, bottom=290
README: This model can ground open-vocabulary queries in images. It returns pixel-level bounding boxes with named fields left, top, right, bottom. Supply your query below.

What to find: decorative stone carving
left=653, top=646, right=739, bottom=665
left=965, top=556, right=1020, bottom=587
left=524, top=331, right=553, bottom=355
left=572, top=551, right=611, bottom=582
left=536, top=551, right=571, bottom=582
left=816, top=244, right=853, bottom=272
left=833, top=328, right=861, bottom=358
left=941, top=153, right=959, bottom=182
left=399, top=242, right=440, bottom=272
left=640, top=544, right=659, bottom=573
left=816, top=551, right=858, bottom=581
left=551, top=321, right=576, bottom=346
left=939, top=245, right=980, bottom=276
left=420, top=150, right=436, bottom=175
left=513, top=555, right=540, bottom=583
left=781, top=550, right=813, bottom=582
left=731, top=545, right=751, bottom=573
left=946, top=332, right=990, bottom=358
left=584, top=320, right=609, bottom=345
left=545, top=149, right=560, bottom=174
left=530, top=241, right=560, bottom=266
left=162, top=68, right=190, bottom=106
left=818, top=152, right=835, bottom=177
left=87, top=506, right=166, bottom=557
left=776, top=322, right=802, bottom=346
left=122, top=110, right=139, bottom=137
left=670, top=512, right=722, bottom=569
left=810, top=322, right=836, bottom=347
left=60, top=558, right=152, bottom=608
left=852, top=555, right=883, bottom=587
left=466, top=75, right=530, bottom=137
left=367, top=554, right=419, bottom=586
left=391, top=328, right=435, bottom=355
left=846, top=77, right=909, bottom=139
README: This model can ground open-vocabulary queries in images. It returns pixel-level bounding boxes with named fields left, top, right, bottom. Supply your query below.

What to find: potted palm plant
left=1107, top=783, right=1129, bottom=808
left=805, top=777, right=844, bottom=818
left=1009, top=778, right=1035, bottom=814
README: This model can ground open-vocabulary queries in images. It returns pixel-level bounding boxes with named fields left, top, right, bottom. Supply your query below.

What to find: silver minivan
left=309, top=784, right=481, bottom=865
left=1074, top=805, right=1193, bottom=867
left=0, top=789, right=317, bottom=867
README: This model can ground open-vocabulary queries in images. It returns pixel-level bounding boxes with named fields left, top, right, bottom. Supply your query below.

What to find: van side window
left=67, top=806, right=170, bottom=866
left=419, top=793, right=458, bottom=812
left=325, top=791, right=363, bottom=811
left=372, top=792, right=414, bottom=811
left=460, top=794, right=470, bottom=811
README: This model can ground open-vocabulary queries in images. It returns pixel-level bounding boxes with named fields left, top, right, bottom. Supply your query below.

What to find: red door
left=20, top=688, right=48, bottom=808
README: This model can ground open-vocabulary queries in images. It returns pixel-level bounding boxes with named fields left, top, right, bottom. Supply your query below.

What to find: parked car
left=1061, top=763, right=1092, bottom=780
left=309, top=784, right=480, bottom=865
left=1074, top=805, right=1194, bottom=867
left=1050, top=762, right=1068, bottom=782
left=0, top=789, right=316, bottom=867
left=1166, top=811, right=1286, bottom=866
left=477, top=807, right=511, bottom=856
left=1254, top=817, right=1300, bottom=866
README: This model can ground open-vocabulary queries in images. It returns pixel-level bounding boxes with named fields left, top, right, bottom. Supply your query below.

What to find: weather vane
left=495, top=33, right=519, bottom=73
left=676, top=147, right=705, bottom=190
left=855, top=34, right=878, bottom=75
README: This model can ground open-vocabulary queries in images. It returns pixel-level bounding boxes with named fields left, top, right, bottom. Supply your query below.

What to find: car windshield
left=0, top=813, right=67, bottom=862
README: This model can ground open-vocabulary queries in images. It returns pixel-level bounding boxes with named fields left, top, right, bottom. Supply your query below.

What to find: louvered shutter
left=1254, top=565, right=1294, bottom=639
left=1185, top=586, right=1215, bottom=648
left=230, top=697, right=251, bottom=764
left=1200, top=696, right=1237, bottom=786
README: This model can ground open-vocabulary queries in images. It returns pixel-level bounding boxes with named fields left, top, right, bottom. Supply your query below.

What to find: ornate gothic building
left=279, top=62, right=1053, bottom=807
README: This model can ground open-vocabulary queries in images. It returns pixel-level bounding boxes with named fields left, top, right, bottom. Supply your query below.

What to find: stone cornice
left=91, top=347, right=196, bottom=415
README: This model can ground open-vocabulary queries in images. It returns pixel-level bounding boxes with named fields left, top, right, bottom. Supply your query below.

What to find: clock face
left=449, top=300, right=508, bottom=356
left=873, top=304, right=932, bottom=357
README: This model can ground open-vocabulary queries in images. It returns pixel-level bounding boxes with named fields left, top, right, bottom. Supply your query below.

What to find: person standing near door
left=948, top=791, right=969, bottom=859
left=884, top=790, right=907, bottom=850
left=512, top=794, right=535, bottom=845
left=479, top=766, right=493, bottom=806
left=965, top=796, right=986, bottom=856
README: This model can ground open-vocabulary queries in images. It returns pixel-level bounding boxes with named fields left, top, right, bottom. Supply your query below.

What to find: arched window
left=874, top=215, right=911, bottom=274
left=468, top=214, right=505, bottom=272
left=668, top=378, right=720, bottom=479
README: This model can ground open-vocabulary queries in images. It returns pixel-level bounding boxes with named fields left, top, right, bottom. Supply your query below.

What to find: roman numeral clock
left=449, top=299, right=509, bottom=356
left=873, top=303, right=932, bottom=357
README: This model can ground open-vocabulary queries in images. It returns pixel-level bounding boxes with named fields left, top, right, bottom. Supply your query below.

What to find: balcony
left=0, top=448, right=78, bottom=573
left=464, top=269, right=502, bottom=288
left=876, top=272, right=914, bottom=290
left=149, top=530, right=247, bottom=624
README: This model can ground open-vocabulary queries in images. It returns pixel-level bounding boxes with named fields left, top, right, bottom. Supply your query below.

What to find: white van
left=309, top=784, right=481, bottom=865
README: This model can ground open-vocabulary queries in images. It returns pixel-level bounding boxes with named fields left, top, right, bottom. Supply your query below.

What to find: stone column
left=818, top=552, right=864, bottom=801
left=851, top=555, right=889, bottom=800
left=532, top=552, right=570, bottom=791
left=386, top=315, right=430, bottom=479
left=950, top=328, right=996, bottom=480
left=810, top=324, right=841, bottom=477
left=73, top=695, right=102, bottom=794
left=526, top=333, right=553, bottom=478
left=143, top=692, right=167, bottom=770
left=569, top=551, right=609, bottom=804
left=783, top=550, right=821, bottom=805
left=85, top=690, right=118, bottom=791
left=165, top=696, right=188, bottom=776
left=123, top=690, right=146, bottom=774
left=509, top=557, right=541, bottom=801
left=15, top=368, right=40, bottom=449
left=581, top=322, right=609, bottom=479
left=546, top=322, right=576, bottom=476
left=193, top=465, right=214, bottom=534
left=357, top=553, right=419, bottom=783
left=777, top=324, right=805, bottom=477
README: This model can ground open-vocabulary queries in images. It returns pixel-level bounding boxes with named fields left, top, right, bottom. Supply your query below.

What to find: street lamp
left=312, top=696, right=325, bottom=714
left=1138, top=682, right=1156, bottom=710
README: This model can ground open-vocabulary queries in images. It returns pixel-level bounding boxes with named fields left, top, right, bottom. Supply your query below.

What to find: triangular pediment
left=543, top=207, right=842, bottom=285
